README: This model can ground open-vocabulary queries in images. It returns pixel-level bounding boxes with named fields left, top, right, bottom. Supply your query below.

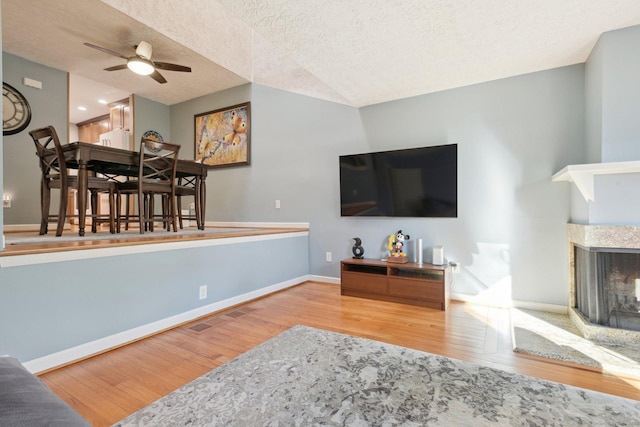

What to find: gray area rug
left=113, top=325, right=640, bottom=426
left=511, top=308, right=640, bottom=378
left=4, top=227, right=262, bottom=245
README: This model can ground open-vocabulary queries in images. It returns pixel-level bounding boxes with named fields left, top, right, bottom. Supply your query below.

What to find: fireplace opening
left=574, top=245, right=640, bottom=332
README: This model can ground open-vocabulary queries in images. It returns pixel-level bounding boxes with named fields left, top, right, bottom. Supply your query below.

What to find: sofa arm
left=0, top=357, right=90, bottom=426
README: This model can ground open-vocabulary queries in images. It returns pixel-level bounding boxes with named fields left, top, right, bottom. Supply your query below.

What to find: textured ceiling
left=3, top=0, right=640, bottom=113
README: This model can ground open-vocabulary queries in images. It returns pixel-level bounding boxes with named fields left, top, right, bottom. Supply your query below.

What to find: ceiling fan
left=83, top=41, right=191, bottom=84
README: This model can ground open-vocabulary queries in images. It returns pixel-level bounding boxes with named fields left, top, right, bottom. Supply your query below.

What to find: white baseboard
left=24, top=275, right=309, bottom=374
left=449, top=292, right=509, bottom=308
left=307, top=275, right=340, bottom=285
left=511, top=300, right=568, bottom=314
left=451, top=293, right=567, bottom=312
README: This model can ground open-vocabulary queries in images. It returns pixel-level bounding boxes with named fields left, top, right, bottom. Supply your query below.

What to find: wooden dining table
left=58, top=141, right=208, bottom=236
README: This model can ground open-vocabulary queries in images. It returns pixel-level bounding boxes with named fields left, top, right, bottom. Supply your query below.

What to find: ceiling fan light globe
left=136, top=41, right=153, bottom=60
left=127, top=58, right=154, bottom=75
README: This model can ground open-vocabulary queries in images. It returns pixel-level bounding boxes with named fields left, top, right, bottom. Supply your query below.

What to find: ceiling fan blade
left=149, top=70, right=167, bottom=84
left=154, top=62, right=192, bottom=73
left=84, top=42, right=128, bottom=60
left=104, top=64, right=128, bottom=71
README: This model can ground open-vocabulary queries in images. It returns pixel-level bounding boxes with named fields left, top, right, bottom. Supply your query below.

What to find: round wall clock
left=3, top=82, right=32, bottom=136
left=142, top=130, right=164, bottom=141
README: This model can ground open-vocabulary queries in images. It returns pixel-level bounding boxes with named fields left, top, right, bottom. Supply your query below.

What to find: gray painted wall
left=0, top=55, right=311, bottom=363
left=585, top=33, right=604, bottom=164
left=9, top=25, right=640, bottom=312
left=170, top=68, right=584, bottom=306
left=171, top=84, right=368, bottom=279
left=3, top=18, right=640, bottom=363
left=599, top=26, right=640, bottom=163
left=2, top=53, right=588, bottom=307
left=580, top=25, right=640, bottom=225
left=360, top=66, right=585, bottom=306
left=590, top=174, right=640, bottom=225
left=0, top=235, right=309, bottom=362
left=2, top=53, right=68, bottom=225
left=133, top=95, right=171, bottom=149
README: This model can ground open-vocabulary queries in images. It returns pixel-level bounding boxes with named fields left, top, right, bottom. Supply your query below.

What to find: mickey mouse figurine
left=352, top=237, right=365, bottom=259
left=388, top=230, right=410, bottom=257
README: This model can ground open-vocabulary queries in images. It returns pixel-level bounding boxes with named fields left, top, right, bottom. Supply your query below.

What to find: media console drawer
left=341, top=271, right=387, bottom=294
left=388, top=278, right=443, bottom=300
left=340, top=259, right=451, bottom=310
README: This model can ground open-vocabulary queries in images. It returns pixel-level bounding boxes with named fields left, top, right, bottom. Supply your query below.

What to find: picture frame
left=195, top=102, right=251, bottom=167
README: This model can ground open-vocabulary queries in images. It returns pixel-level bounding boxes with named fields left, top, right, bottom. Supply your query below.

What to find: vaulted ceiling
left=4, top=0, right=640, bottom=115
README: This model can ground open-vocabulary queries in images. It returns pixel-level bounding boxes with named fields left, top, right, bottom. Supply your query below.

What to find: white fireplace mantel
left=552, top=160, right=640, bottom=201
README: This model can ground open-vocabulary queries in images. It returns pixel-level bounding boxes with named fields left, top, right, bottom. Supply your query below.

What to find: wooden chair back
left=30, top=125, right=68, bottom=188
left=119, top=138, right=181, bottom=233
left=139, top=138, right=181, bottom=186
left=29, top=125, right=116, bottom=236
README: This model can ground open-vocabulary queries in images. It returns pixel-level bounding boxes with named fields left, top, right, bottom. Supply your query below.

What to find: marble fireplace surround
left=567, top=224, right=640, bottom=345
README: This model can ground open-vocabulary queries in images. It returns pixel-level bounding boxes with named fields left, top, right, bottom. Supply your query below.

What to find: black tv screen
left=339, top=144, right=457, bottom=217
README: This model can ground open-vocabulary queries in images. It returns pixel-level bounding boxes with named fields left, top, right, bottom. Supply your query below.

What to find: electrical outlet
left=199, top=285, right=207, bottom=300
left=275, top=199, right=281, bottom=209
left=449, top=261, right=460, bottom=273
left=326, top=252, right=332, bottom=262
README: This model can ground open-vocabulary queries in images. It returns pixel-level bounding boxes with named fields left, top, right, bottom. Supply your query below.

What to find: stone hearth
left=568, top=224, right=640, bottom=345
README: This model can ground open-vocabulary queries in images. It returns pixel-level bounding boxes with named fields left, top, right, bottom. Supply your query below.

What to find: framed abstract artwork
left=195, top=102, right=251, bottom=167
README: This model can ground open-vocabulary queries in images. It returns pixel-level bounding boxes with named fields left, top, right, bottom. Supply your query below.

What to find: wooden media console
left=340, top=258, right=452, bottom=310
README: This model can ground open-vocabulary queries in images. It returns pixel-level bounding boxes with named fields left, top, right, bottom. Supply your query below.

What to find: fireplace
left=574, top=245, right=640, bottom=332
left=567, top=224, right=640, bottom=345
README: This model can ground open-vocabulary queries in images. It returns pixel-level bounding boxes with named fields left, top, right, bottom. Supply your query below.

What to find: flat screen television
left=339, top=144, right=457, bottom=218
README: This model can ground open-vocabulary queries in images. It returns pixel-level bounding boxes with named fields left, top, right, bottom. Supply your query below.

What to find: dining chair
left=116, top=138, right=181, bottom=233
left=30, top=125, right=116, bottom=236
left=152, top=175, right=199, bottom=232
left=175, top=175, right=200, bottom=229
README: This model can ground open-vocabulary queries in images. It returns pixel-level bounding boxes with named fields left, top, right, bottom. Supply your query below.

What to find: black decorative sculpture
left=352, top=237, right=365, bottom=259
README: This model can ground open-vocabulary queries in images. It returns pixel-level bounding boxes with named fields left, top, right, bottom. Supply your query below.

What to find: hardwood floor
left=39, top=282, right=640, bottom=426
